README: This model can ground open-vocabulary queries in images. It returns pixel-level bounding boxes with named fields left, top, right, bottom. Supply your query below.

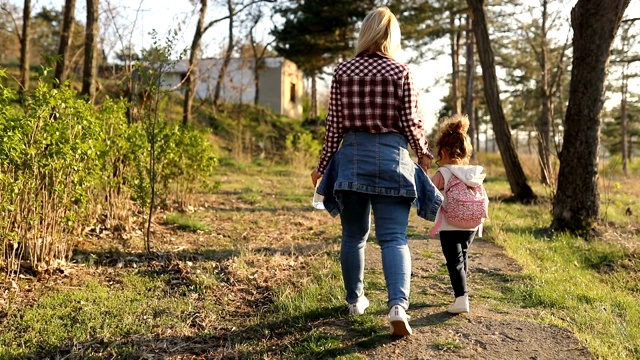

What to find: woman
left=311, top=7, right=433, bottom=336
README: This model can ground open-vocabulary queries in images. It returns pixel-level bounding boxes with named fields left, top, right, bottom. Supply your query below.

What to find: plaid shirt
left=316, top=51, right=432, bottom=175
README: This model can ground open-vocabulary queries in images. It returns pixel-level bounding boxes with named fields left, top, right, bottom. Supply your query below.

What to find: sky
left=5, top=0, right=640, bottom=130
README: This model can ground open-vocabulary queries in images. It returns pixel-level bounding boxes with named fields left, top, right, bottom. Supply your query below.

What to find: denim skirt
left=331, top=132, right=417, bottom=198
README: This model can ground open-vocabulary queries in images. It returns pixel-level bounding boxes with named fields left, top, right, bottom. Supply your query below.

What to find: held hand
left=311, top=169, right=321, bottom=188
left=419, top=156, right=432, bottom=172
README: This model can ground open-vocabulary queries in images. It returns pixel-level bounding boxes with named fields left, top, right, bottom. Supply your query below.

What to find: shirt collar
left=356, top=50, right=391, bottom=59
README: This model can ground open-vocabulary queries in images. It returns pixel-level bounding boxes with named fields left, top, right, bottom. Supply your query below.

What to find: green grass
left=164, top=212, right=210, bottom=232
left=0, top=274, right=193, bottom=358
left=3, top=158, right=640, bottom=359
left=288, top=332, right=343, bottom=357
left=432, top=339, right=463, bottom=351
left=272, top=259, right=344, bottom=322
left=490, top=191, right=640, bottom=359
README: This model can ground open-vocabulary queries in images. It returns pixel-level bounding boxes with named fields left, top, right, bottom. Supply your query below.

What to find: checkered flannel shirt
left=316, top=51, right=433, bottom=175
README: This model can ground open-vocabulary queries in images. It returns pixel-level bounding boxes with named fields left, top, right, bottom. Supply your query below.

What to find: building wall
left=258, top=61, right=282, bottom=115
left=280, top=59, right=304, bottom=120
left=163, top=57, right=304, bottom=119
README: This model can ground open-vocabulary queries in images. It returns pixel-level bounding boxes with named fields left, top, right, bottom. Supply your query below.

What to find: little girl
left=430, top=114, right=487, bottom=314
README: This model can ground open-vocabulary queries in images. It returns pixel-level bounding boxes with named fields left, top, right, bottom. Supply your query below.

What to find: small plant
left=432, top=339, right=463, bottom=351
left=289, top=333, right=342, bottom=356
left=284, top=131, right=322, bottom=170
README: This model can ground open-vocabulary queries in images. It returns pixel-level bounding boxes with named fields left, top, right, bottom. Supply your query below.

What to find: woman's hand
left=419, top=156, right=432, bottom=172
left=311, top=169, right=321, bottom=188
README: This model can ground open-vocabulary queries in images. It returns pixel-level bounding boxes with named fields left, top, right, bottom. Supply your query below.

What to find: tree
left=516, top=0, right=571, bottom=185
left=82, top=0, right=99, bottom=101
left=213, top=0, right=235, bottom=107
left=272, top=0, right=375, bottom=119
left=19, top=0, right=30, bottom=95
left=0, top=2, right=22, bottom=64
left=610, top=18, right=640, bottom=176
left=54, top=0, right=76, bottom=85
left=467, top=0, right=536, bottom=202
left=182, top=0, right=276, bottom=125
left=245, top=8, right=275, bottom=105
left=551, top=0, right=630, bottom=237
left=464, top=12, right=476, bottom=156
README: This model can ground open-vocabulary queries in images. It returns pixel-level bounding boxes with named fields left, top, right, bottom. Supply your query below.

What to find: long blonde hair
left=356, top=7, right=401, bottom=58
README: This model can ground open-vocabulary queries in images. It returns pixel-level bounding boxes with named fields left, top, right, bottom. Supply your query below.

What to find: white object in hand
left=312, top=190, right=325, bottom=210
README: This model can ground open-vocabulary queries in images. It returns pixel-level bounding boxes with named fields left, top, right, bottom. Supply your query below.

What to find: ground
left=0, top=166, right=602, bottom=359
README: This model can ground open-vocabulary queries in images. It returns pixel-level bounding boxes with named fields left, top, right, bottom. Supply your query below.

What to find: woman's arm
left=398, top=69, right=433, bottom=166
left=315, top=74, right=344, bottom=175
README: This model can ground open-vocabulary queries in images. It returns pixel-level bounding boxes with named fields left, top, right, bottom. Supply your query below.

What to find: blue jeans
left=338, top=190, right=412, bottom=310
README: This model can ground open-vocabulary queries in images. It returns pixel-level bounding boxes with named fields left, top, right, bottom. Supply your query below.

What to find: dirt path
left=349, top=238, right=595, bottom=359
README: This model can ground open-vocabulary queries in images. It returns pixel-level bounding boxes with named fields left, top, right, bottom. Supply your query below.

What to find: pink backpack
left=429, top=168, right=488, bottom=237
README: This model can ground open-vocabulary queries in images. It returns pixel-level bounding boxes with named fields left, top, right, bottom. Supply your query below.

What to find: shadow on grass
left=206, top=205, right=317, bottom=213
left=11, top=303, right=436, bottom=359
left=72, top=248, right=240, bottom=268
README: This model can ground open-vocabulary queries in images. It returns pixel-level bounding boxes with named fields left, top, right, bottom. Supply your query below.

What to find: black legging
left=439, top=230, right=476, bottom=297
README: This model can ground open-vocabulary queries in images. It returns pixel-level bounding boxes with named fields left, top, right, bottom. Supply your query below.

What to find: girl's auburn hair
left=435, top=114, right=473, bottom=164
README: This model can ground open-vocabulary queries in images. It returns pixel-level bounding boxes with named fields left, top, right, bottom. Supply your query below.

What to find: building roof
left=170, top=57, right=287, bottom=73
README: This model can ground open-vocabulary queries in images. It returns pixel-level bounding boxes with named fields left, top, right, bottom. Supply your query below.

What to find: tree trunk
left=19, top=0, right=31, bottom=97
left=213, top=0, right=235, bottom=108
left=620, top=26, right=630, bottom=177
left=621, top=71, right=628, bottom=177
left=311, top=75, right=318, bottom=119
left=183, top=0, right=207, bottom=125
left=538, top=0, right=552, bottom=185
left=81, top=0, right=98, bottom=101
left=551, top=0, right=630, bottom=236
left=467, top=0, right=536, bottom=202
left=475, top=106, right=480, bottom=152
left=450, top=11, right=462, bottom=114
left=54, top=0, right=76, bottom=86
left=465, top=13, right=475, bottom=158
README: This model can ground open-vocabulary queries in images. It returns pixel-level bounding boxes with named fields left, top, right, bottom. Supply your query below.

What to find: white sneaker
left=348, top=296, right=370, bottom=315
left=388, top=305, right=412, bottom=336
left=447, top=294, right=469, bottom=314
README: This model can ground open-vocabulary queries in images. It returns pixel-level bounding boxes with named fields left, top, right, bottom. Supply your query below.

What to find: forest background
left=1, top=0, right=640, bottom=358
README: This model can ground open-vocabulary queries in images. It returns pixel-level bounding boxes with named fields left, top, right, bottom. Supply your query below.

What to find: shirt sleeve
left=398, top=70, right=433, bottom=162
left=431, top=171, right=445, bottom=191
left=316, top=73, right=344, bottom=175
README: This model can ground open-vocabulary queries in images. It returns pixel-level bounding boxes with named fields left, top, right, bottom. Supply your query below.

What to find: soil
left=353, top=238, right=596, bottom=360
left=1, top=178, right=599, bottom=359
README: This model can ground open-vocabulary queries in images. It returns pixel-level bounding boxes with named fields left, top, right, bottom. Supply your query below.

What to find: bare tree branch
left=1, top=3, right=22, bottom=42
left=202, top=0, right=275, bottom=34
left=612, top=56, right=640, bottom=63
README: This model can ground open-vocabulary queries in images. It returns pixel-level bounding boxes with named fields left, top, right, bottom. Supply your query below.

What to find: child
left=430, top=114, right=488, bottom=314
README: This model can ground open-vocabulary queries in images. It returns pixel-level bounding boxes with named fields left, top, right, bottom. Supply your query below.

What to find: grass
left=164, top=212, right=210, bottom=232
left=0, top=273, right=193, bottom=358
left=432, top=339, right=463, bottom=351
left=1, top=155, right=639, bottom=359
left=489, top=185, right=640, bottom=359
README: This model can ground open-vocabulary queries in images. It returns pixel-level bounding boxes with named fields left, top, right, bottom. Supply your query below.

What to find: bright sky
left=6, top=0, right=640, bottom=129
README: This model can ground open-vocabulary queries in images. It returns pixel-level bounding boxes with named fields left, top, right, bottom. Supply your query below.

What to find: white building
left=164, top=57, right=304, bottom=120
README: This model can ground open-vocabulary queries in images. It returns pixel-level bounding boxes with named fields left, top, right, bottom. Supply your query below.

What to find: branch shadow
left=72, top=247, right=240, bottom=268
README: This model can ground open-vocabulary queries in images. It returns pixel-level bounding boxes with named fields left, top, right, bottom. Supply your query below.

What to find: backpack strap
left=428, top=166, right=452, bottom=237
left=437, top=166, right=454, bottom=192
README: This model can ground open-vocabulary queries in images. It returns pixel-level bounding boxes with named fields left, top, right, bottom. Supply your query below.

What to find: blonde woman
left=312, top=7, right=433, bottom=336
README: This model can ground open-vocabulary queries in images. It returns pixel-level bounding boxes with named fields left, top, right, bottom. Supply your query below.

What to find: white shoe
left=348, top=296, right=370, bottom=315
left=388, top=305, right=412, bottom=336
left=447, top=294, right=469, bottom=314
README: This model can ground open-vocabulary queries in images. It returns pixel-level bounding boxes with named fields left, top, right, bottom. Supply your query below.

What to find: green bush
left=285, top=131, right=322, bottom=170
left=0, top=70, right=218, bottom=275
